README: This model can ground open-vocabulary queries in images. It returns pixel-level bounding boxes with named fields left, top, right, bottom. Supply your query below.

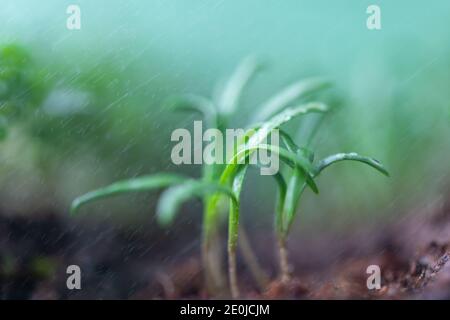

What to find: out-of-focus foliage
left=0, top=44, right=47, bottom=139
left=0, top=116, right=7, bottom=140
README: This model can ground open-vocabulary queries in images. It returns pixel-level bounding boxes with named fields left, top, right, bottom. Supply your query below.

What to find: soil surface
left=0, top=196, right=449, bottom=300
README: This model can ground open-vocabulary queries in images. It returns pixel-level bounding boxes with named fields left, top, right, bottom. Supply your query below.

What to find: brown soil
left=0, top=197, right=449, bottom=299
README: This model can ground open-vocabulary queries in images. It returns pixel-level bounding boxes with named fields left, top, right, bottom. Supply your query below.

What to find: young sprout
left=223, top=143, right=316, bottom=297
left=274, top=133, right=390, bottom=284
left=211, top=100, right=388, bottom=296
left=209, top=103, right=329, bottom=297
left=70, top=56, right=331, bottom=297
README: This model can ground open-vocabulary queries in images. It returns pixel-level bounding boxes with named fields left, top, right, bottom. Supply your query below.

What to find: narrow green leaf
left=157, top=180, right=238, bottom=227
left=273, top=172, right=287, bottom=236
left=314, top=152, right=390, bottom=177
left=282, top=153, right=389, bottom=233
left=229, top=165, right=287, bottom=249
left=245, top=103, right=328, bottom=160
left=278, top=132, right=315, bottom=233
left=206, top=104, right=325, bottom=229
left=70, top=173, right=188, bottom=214
left=232, top=166, right=248, bottom=197
left=282, top=166, right=306, bottom=233
left=206, top=143, right=317, bottom=233
left=279, top=130, right=300, bottom=153
left=217, top=55, right=263, bottom=115
left=242, top=103, right=326, bottom=161
left=253, top=77, right=331, bottom=122
left=223, top=144, right=316, bottom=190
left=229, top=163, right=286, bottom=203
left=279, top=130, right=315, bottom=161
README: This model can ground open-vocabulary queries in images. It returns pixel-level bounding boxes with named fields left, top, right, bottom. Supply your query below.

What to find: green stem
left=278, top=234, right=291, bottom=284
left=228, top=194, right=240, bottom=298
left=203, top=198, right=226, bottom=295
left=273, top=172, right=290, bottom=283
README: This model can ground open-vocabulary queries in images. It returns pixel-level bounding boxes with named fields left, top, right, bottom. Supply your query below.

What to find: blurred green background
left=1, top=0, right=449, bottom=229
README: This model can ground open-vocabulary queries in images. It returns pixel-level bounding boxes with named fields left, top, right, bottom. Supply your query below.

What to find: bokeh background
left=1, top=0, right=449, bottom=234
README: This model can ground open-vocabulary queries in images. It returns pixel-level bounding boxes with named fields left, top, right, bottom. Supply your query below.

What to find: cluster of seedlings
left=71, top=57, right=389, bottom=298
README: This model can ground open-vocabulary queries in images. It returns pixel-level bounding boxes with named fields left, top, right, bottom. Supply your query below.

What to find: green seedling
left=274, top=136, right=389, bottom=284
left=207, top=104, right=328, bottom=297
left=71, top=56, right=331, bottom=297
left=210, top=104, right=388, bottom=296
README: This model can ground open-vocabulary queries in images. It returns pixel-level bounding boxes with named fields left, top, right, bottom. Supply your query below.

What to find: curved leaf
left=224, top=144, right=317, bottom=192
left=230, top=165, right=287, bottom=229
left=253, top=77, right=331, bottom=122
left=247, top=102, right=328, bottom=152
left=217, top=55, right=263, bottom=115
left=71, top=173, right=188, bottom=214
left=282, top=166, right=307, bottom=233
left=279, top=130, right=299, bottom=153
left=277, top=131, right=316, bottom=233
left=205, top=104, right=325, bottom=235
left=157, top=180, right=238, bottom=227
left=314, top=152, right=390, bottom=177
left=230, top=162, right=287, bottom=201
left=272, top=172, right=287, bottom=235
left=231, top=166, right=248, bottom=197
left=282, top=153, right=389, bottom=234
left=205, top=143, right=317, bottom=235
left=241, top=103, right=325, bottom=161
left=228, top=164, right=287, bottom=249
left=213, top=144, right=318, bottom=231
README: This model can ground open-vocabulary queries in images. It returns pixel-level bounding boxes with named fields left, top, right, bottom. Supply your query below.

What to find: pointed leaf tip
left=315, top=152, right=390, bottom=177
left=70, top=173, right=188, bottom=215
